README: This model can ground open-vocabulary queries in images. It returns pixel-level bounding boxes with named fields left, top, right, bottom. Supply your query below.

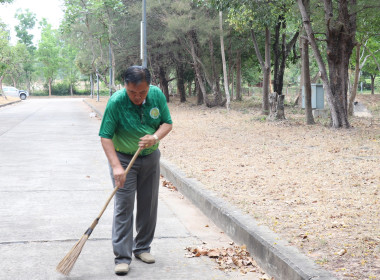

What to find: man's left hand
left=139, top=134, right=156, bottom=149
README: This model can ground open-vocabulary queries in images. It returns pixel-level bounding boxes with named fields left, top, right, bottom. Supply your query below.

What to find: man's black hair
left=123, top=66, right=151, bottom=85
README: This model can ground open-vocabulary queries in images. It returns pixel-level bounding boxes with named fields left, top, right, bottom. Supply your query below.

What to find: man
left=99, top=66, right=172, bottom=275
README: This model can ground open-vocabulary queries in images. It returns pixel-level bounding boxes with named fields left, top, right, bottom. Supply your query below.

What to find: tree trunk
left=70, top=84, right=73, bottom=96
left=11, top=76, right=17, bottom=87
left=295, top=34, right=304, bottom=106
left=48, top=78, right=52, bottom=97
left=236, top=50, right=242, bottom=101
left=250, top=27, right=270, bottom=114
left=269, top=92, right=285, bottom=120
left=297, top=0, right=356, bottom=128
left=231, top=71, right=234, bottom=101
left=294, top=47, right=304, bottom=106
left=227, top=38, right=234, bottom=101
left=209, top=36, right=221, bottom=98
left=263, top=28, right=271, bottom=114
left=0, top=76, right=7, bottom=99
left=273, top=16, right=282, bottom=95
left=301, top=0, right=314, bottom=124
left=302, top=36, right=315, bottom=124
left=90, top=74, right=94, bottom=98
left=189, top=31, right=207, bottom=105
left=348, top=44, right=360, bottom=115
left=188, top=80, right=192, bottom=97
left=370, top=75, right=375, bottom=95
left=272, top=15, right=299, bottom=120
left=176, top=61, right=186, bottom=102
left=219, top=11, right=230, bottom=110
left=159, top=66, right=170, bottom=102
left=111, top=43, right=116, bottom=88
left=195, top=77, right=203, bottom=105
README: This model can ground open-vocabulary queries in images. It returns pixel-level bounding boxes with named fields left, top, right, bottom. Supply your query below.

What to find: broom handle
left=87, top=147, right=143, bottom=234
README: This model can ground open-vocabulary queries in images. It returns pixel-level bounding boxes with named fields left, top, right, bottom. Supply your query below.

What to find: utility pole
left=141, top=0, right=147, bottom=67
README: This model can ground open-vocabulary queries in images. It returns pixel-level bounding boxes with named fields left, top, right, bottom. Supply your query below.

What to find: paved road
left=0, top=99, right=254, bottom=280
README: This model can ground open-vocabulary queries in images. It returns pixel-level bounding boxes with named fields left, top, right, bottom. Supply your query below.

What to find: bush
left=51, top=83, right=73, bottom=95
left=75, top=88, right=109, bottom=96
left=31, top=91, right=49, bottom=96
left=31, top=83, right=112, bottom=96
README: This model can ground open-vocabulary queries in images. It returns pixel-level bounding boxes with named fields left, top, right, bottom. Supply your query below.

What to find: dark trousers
left=109, top=149, right=160, bottom=265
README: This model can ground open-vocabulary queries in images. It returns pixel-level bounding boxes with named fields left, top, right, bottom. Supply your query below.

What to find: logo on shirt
left=150, top=107, right=160, bottom=119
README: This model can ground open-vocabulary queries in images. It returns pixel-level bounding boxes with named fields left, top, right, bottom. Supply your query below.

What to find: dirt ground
left=83, top=93, right=380, bottom=280
left=7, top=93, right=377, bottom=279
left=0, top=96, right=19, bottom=105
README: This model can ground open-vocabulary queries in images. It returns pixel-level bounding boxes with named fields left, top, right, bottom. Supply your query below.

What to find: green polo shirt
left=99, top=85, right=172, bottom=156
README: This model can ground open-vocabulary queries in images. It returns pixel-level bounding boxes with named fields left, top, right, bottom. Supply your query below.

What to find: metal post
left=109, top=43, right=113, bottom=96
left=141, top=0, right=147, bottom=67
left=96, top=70, right=99, bottom=102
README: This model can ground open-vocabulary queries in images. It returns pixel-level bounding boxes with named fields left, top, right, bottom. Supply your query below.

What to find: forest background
left=0, top=0, right=379, bottom=126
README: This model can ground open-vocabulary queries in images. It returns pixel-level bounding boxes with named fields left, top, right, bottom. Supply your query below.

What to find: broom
left=56, top=147, right=143, bottom=275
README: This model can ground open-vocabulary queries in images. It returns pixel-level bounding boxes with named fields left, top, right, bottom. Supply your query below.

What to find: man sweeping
left=99, top=65, right=173, bottom=275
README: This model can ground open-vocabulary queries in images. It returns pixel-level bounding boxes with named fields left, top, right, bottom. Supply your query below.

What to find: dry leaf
left=260, top=274, right=271, bottom=280
left=207, top=249, right=220, bottom=258
left=338, top=249, right=347, bottom=256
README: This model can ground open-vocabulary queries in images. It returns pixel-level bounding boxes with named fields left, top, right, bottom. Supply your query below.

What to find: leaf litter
left=185, top=244, right=274, bottom=279
left=86, top=95, right=380, bottom=280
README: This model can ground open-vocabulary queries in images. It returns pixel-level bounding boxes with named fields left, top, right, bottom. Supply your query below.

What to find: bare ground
left=0, top=96, right=19, bottom=105
left=46, top=95, right=380, bottom=279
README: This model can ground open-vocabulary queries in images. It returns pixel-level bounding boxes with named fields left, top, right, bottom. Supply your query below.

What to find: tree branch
left=250, top=28, right=265, bottom=70
left=363, top=44, right=380, bottom=72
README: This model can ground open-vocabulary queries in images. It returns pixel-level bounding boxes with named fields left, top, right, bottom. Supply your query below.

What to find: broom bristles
left=56, top=234, right=89, bottom=275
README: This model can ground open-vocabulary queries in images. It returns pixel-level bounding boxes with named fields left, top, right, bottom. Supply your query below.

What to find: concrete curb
left=83, top=98, right=337, bottom=280
left=160, top=159, right=337, bottom=280
left=0, top=100, right=21, bottom=108
left=83, top=99, right=104, bottom=117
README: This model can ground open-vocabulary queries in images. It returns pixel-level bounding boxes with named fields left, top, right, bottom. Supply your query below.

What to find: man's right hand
left=101, top=138, right=126, bottom=188
left=113, top=165, right=126, bottom=188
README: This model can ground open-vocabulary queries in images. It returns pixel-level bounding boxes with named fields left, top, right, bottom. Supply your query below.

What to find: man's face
left=125, top=81, right=149, bottom=105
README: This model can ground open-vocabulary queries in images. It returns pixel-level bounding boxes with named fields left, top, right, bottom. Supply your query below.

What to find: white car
left=2, top=86, right=29, bottom=100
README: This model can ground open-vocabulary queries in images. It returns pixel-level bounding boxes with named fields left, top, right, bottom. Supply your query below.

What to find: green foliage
left=0, top=20, right=11, bottom=77
left=36, top=24, right=61, bottom=84
left=48, top=83, right=72, bottom=95
left=14, top=9, right=37, bottom=52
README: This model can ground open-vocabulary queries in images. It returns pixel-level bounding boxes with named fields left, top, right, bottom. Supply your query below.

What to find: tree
left=7, top=43, right=30, bottom=87
left=0, top=21, right=12, bottom=97
left=348, top=6, right=380, bottom=114
left=14, top=9, right=37, bottom=93
left=299, top=0, right=314, bottom=125
left=162, top=0, right=227, bottom=107
left=226, top=1, right=273, bottom=114
left=362, top=49, right=380, bottom=95
left=61, top=43, right=79, bottom=96
left=297, top=0, right=380, bottom=128
left=36, top=23, right=61, bottom=96
left=14, top=9, right=37, bottom=51
left=219, top=11, right=230, bottom=110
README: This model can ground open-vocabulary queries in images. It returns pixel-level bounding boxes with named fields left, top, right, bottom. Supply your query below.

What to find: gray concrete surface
left=0, top=99, right=259, bottom=280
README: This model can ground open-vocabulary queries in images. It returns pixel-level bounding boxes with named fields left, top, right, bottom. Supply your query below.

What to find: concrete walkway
left=0, top=99, right=257, bottom=280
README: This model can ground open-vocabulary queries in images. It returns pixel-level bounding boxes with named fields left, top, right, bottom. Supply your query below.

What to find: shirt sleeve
left=99, top=99, right=118, bottom=139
